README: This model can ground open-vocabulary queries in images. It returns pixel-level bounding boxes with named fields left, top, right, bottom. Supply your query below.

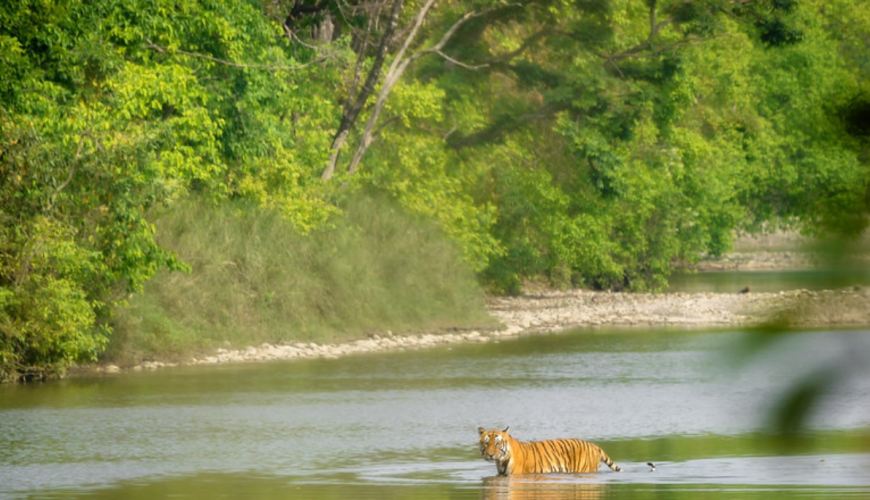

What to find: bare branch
left=607, top=0, right=761, bottom=62
left=612, top=33, right=739, bottom=62
left=373, top=115, right=400, bottom=140
left=346, top=9, right=376, bottom=110
left=412, top=10, right=486, bottom=63
left=322, top=0, right=406, bottom=180
left=389, top=0, right=439, bottom=67
left=14, top=239, right=43, bottom=289
left=434, top=49, right=489, bottom=70
left=594, top=0, right=676, bottom=62
left=347, top=6, right=486, bottom=175
left=46, top=132, right=94, bottom=214
left=596, top=50, right=626, bottom=78
left=442, top=114, right=458, bottom=141
left=345, top=0, right=437, bottom=176
left=15, top=131, right=96, bottom=289
left=284, top=23, right=322, bottom=50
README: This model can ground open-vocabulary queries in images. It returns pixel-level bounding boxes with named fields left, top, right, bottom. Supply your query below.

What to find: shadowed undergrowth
left=106, top=195, right=495, bottom=364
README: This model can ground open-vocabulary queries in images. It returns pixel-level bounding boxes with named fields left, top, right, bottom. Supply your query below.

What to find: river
left=668, top=269, right=870, bottom=293
left=2, top=328, right=869, bottom=499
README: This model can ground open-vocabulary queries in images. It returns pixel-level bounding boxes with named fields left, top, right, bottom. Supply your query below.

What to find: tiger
left=478, top=426, right=623, bottom=475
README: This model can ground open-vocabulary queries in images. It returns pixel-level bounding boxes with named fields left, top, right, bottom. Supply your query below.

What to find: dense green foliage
left=1, top=0, right=869, bottom=379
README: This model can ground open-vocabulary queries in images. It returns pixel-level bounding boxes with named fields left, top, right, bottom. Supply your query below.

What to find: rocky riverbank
left=94, top=285, right=870, bottom=374
left=488, top=286, right=870, bottom=332
left=91, top=231, right=870, bottom=374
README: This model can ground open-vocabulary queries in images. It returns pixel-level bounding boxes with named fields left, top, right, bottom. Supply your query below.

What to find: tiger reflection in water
left=481, top=475, right=605, bottom=500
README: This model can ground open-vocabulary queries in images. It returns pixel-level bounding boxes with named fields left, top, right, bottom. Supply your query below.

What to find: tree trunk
left=322, top=0, right=405, bottom=180
left=346, top=7, right=480, bottom=175
left=311, top=11, right=335, bottom=44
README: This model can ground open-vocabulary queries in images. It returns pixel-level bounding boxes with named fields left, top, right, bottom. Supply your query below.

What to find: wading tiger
left=478, top=426, right=623, bottom=475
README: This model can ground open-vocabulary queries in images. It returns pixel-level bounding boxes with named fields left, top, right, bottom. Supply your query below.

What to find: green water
left=2, top=329, right=869, bottom=499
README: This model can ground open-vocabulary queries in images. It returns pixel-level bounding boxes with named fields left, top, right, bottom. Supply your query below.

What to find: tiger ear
left=478, top=427, right=486, bottom=436
left=502, top=426, right=510, bottom=434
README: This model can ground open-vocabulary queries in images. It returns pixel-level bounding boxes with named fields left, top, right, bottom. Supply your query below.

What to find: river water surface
left=2, top=329, right=869, bottom=499
left=668, top=269, right=870, bottom=293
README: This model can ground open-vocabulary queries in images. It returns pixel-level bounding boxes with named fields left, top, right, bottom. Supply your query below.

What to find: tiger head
left=478, top=426, right=512, bottom=462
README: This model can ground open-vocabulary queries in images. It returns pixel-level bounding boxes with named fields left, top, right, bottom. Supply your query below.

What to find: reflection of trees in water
left=480, top=475, right=605, bottom=500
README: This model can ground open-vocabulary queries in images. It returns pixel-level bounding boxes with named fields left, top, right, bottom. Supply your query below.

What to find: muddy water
left=2, top=329, right=869, bottom=499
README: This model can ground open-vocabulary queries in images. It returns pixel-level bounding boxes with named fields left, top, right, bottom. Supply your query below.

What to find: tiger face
left=478, top=426, right=511, bottom=462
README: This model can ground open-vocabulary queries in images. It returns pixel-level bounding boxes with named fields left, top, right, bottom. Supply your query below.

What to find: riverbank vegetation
left=2, top=0, right=869, bottom=380
left=106, top=195, right=494, bottom=365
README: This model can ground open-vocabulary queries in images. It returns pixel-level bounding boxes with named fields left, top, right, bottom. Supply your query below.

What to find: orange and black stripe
left=478, top=427, right=622, bottom=475
left=515, top=438, right=622, bottom=474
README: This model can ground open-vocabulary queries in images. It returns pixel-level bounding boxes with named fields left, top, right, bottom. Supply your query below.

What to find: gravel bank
left=487, top=287, right=870, bottom=332
left=94, top=286, right=870, bottom=374
left=93, top=231, right=870, bottom=373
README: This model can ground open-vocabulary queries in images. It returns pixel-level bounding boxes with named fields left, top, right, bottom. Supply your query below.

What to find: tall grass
left=107, top=194, right=495, bottom=364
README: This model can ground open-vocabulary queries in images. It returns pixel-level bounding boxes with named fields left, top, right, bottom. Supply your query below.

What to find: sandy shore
left=94, top=285, right=870, bottom=374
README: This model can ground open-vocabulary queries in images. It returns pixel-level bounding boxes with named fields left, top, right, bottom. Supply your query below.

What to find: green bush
left=0, top=218, right=109, bottom=382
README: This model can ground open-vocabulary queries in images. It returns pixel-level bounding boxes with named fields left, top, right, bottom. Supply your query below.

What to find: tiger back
left=478, top=426, right=622, bottom=475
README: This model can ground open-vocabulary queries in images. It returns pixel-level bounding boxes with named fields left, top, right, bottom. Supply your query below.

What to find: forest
left=1, top=0, right=869, bottom=381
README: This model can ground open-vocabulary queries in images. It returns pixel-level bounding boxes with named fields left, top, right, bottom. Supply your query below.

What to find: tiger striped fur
left=478, top=426, right=622, bottom=475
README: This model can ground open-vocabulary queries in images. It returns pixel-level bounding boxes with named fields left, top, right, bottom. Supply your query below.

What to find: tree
left=2, top=0, right=868, bottom=379
left=321, top=0, right=407, bottom=180
left=319, top=0, right=490, bottom=180
left=326, top=0, right=867, bottom=292
left=0, top=0, right=339, bottom=380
